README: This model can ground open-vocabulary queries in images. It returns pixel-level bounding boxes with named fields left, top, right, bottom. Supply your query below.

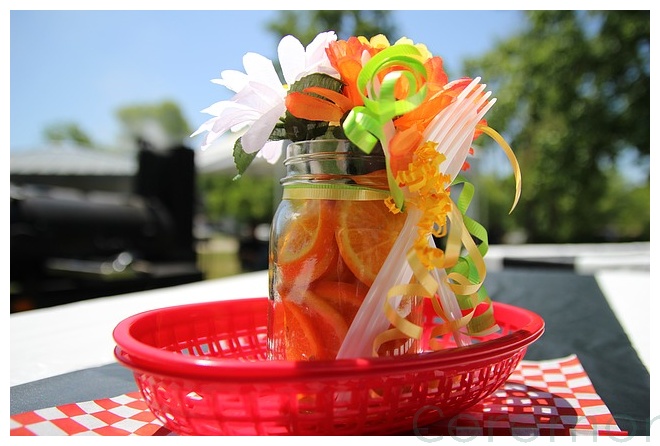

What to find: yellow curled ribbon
left=476, top=124, right=522, bottom=213
left=342, top=44, right=429, bottom=210
left=373, top=125, right=522, bottom=355
left=374, top=192, right=496, bottom=355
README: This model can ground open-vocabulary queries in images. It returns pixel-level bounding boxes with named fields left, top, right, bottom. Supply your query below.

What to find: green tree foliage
left=464, top=11, right=649, bottom=243
left=116, top=100, right=192, bottom=148
left=43, top=122, right=94, bottom=148
left=198, top=173, right=275, bottom=227
left=267, top=10, right=397, bottom=45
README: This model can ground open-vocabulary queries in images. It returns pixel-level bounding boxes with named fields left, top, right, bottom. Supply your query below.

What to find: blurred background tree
left=43, top=122, right=94, bottom=148
left=116, top=100, right=193, bottom=150
left=464, top=11, right=649, bottom=243
left=199, top=174, right=275, bottom=228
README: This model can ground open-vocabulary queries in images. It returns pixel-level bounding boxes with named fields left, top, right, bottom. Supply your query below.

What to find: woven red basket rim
left=113, top=297, right=544, bottom=382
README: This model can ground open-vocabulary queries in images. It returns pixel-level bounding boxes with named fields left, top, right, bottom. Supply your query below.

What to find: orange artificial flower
left=326, top=37, right=380, bottom=107
left=285, top=87, right=354, bottom=123
left=424, top=57, right=450, bottom=95
left=389, top=127, right=424, bottom=178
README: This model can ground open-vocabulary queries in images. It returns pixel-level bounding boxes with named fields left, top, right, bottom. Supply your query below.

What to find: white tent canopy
left=193, top=134, right=283, bottom=177
left=10, top=136, right=282, bottom=179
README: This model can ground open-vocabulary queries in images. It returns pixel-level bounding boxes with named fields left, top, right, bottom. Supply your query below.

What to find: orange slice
left=275, top=199, right=338, bottom=286
left=335, top=200, right=406, bottom=286
left=316, top=252, right=358, bottom=283
left=349, top=169, right=389, bottom=189
left=282, top=290, right=349, bottom=361
left=282, top=298, right=322, bottom=361
left=311, top=280, right=368, bottom=324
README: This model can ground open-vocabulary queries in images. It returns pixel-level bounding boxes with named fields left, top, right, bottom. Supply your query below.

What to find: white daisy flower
left=192, top=31, right=339, bottom=164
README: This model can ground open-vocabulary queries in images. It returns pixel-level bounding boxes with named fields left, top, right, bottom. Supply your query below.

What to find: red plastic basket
left=113, top=297, right=543, bottom=436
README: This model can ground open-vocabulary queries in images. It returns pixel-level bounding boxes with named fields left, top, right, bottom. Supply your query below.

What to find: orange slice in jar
left=282, top=298, right=322, bottom=361
left=316, top=251, right=358, bottom=283
left=349, top=169, right=389, bottom=189
left=335, top=200, right=406, bottom=287
left=276, top=199, right=338, bottom=287
left=282, top=290, right=348, bottom=361
left=311, top=280, right=369, bottom=324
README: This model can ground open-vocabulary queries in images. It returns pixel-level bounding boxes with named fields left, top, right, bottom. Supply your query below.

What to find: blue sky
left=9, top=9, right=526, bottom=152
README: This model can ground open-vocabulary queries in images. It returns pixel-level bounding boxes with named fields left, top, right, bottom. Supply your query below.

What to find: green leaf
left=283, top=114, right=329, bottom=141
left=269, top=125, right=289, bottom=141
left=232, top=139, right=258, bottom=180
left=288, top=72, right=344, bottom=94
left=330, top=125, right=347, bottom=140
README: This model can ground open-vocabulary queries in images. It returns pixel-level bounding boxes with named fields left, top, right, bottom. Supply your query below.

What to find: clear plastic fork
left=336, top=78, right=495, bottom=359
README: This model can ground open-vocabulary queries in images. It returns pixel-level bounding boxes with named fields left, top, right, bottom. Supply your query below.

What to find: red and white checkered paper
left=10, top=354, right=625, bottom=436
left=419, top=354, right=626, bottom=437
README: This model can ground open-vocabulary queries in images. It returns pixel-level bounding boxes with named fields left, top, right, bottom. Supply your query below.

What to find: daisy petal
left=191, top=117, right=215, bottom=137
left=257, top=140, right=285, bottom=164
left=278, top=35, right=306, bottom=85
left=305, top=31, right=338, bottom=75
left=232, top=81, right=285, bottom=113
left=212, top=108, right=260, bottom=133
left=212, top=69, right=249, bottom=92
left=241, top=102, right=287, bottom=153
left=242, top=52, right=282, bottom=92
left=201, top=99, right=251, bottom=117
left=199, top=128, right=229, bottom=150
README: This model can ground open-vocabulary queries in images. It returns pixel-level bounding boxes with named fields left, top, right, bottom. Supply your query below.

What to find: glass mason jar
left=267, top=139, right=422, bottom=361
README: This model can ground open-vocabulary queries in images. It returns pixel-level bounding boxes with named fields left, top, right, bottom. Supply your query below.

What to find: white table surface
left=10, top=243, right=651, bottom=387
left=10, top=270, right=270, bottom=387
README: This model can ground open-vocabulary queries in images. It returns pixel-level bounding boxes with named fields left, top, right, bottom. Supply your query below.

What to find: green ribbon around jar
left=282, top=183, right=391, bottom=202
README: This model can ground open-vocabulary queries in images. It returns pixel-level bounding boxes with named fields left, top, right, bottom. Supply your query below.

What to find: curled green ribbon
left=342, top=44, right=429, bottom=210
left=446, top=176, right=497, bottom=337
